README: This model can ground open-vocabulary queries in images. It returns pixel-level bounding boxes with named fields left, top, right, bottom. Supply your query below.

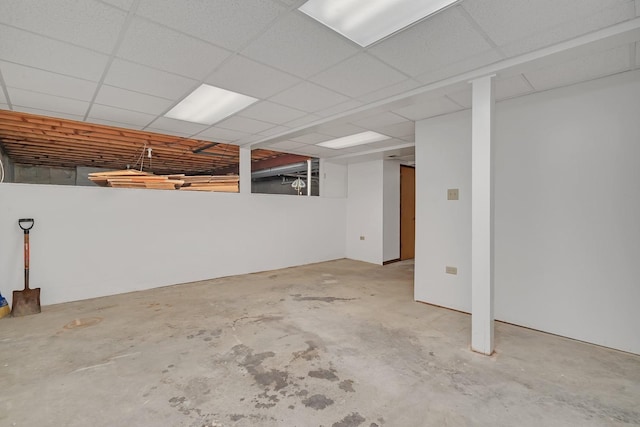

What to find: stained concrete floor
left=0, top=259, right=639, bottom=427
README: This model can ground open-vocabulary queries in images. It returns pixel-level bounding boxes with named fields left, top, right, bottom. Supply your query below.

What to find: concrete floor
left=0, top=259, right=638, bottom=427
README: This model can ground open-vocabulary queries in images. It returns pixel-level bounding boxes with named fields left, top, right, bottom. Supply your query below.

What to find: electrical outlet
left=360, top=236, right=365, bottom=240
left=445, top=266, right=458, bottom=275
left=447, top=188, right=459, bottom=200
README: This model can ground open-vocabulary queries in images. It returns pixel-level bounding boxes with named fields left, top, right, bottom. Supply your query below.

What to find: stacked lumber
left=88, top=170, right=239, bottom=192
left=179, top=175, right=239, bottom=192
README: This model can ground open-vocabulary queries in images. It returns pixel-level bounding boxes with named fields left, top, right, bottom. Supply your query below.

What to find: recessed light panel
left=299, top=0, right=458, bottom=47
left=165, top=84, right=258, bottom=125
left=317, top=131, right=390, bottom=149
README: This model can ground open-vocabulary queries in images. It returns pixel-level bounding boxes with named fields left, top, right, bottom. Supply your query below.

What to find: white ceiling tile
left=375, top=122, right=415, bottom=139
left=216, top=116, right=275, bottom=133
left=195, top=126, right=252, bottom=143
left=144, top=127, right=192, bottom=138
left=239, top=101, right=307, bottom=124
left=117, top=18, right=232, bottom=79
left=145, top=117, right=209, bottom=136
left=0, top=89, right=5, bottom=103
left=392, top=97, right=463, bottom=121
left=88, top=104, right=156, bottom=127
left=11, top=105, right=84, bottom=122
left=258, top=125, right=291, bottom=137
left=495, top=75, right=534, bottom=100
left=265, top=140, right=308, bottom=151
left=235, top=134, right=265, bottom=146
left=290, top=133, right=332, bottom=144
left=270, top=81, right=349, bottom=113
left=310, top=53, right=407, bottom=98
left=295, top=145, right=340, bottom=157
left=241, top=12, right=359, bottom=78
left=9, top=88, right=89, bottom=116
left=0, top=103, right=8, bottom=110
left=205, top=55, right=300, bottom=99
left=137, top=0, right=285, bottom=51
left=0, top=0, right=127, bottom=53
left=100, top=0, right=135, bottom=11
left=86, top=118, right=144, bottom=131
left=369, top=6, right=493, bottom=77
left=0, top=61, right=97, bottom=101
left=445, top=88, right=472, bottom=109
left=415, top=49, right=503, bottom=85
left=105, top=59, right=198, bottom=101
left=95, top=85, right=173, bottom=115
left=0, top=25, right=109, bottom=81
left=356, top=79, right=423, bottom=104
left=462, top=0, right=635, bottom=57
left=352, top=112, right=410, bottom=129
left=315, top=99, right=364, bottom=118
left=525, top=46, right=631, bottom=91
left=285, top=114, right=321, bottom=129
left=315, top=123, right=367, bottom=138
left=637, top=42, right=640, bottom=65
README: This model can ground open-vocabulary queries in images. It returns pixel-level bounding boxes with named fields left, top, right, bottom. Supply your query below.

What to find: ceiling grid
left=0, top=0, right=637, bottom=166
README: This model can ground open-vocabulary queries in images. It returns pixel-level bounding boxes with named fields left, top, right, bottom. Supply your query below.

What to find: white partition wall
left=0, top=185, right=346, bottom=307
left=415, top=70, right=640, bottom=355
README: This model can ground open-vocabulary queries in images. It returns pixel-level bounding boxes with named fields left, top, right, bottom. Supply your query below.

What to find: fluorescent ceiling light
left=317, top=131, right=390, bottom=149
left=165, top=84, right=258, bottom=125
left=299, top=0, right=458, bottom=47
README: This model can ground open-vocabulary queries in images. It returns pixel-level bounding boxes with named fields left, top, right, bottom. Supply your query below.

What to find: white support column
left=307, top=159, right=312, bottom=196
left=471, top=74, right=495, bottom=356
left=239, top=147, right=251, bottom=194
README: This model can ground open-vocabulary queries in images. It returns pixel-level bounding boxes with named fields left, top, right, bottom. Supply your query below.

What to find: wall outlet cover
left=447, top=188, right=459, bottom=200
left=446, top=266, right=458, bottom=275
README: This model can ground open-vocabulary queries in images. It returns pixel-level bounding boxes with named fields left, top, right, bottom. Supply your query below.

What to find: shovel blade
left=11, top=288, right=41, bottom=317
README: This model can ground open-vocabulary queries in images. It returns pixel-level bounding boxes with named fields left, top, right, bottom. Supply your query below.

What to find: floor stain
left=339, top=380, right=355, bottom=392
left=302, top=394, right=334, bottom=410
left=292, top=341, right=320, bottom=361
left=63, top=317, right=103, bottom=330
left=332, top=412, right=366, bottom=427
left=309, top=368, right=339, bottom=382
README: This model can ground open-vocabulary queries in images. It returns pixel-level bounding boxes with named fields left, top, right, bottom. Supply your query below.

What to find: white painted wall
left=0, top=184, right=346, bottom=307
left=346, top=160, right=383, bottom=264
left=415, top=110, right=472, bottom=311
left=320, top=159, right=347, bottom=198
left=415, top=70, right=640, bottom=354
left=383, top=160, right=400, bottom=262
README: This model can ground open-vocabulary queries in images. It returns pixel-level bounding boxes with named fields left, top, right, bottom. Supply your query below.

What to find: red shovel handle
left=18, top=218, right=34, bottom=291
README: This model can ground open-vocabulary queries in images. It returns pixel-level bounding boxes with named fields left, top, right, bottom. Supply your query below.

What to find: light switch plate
left=447, top=188, right=459, bottom=200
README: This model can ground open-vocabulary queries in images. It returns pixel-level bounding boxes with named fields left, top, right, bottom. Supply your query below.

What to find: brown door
left=400, top=165, right=416, bottom=260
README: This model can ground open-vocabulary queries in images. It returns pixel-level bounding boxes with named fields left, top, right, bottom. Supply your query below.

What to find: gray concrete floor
left=0, top=259, right=639, bottom=427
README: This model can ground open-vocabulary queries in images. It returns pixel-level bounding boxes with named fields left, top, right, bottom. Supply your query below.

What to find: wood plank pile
left=88, top=170, right=239, bottom=192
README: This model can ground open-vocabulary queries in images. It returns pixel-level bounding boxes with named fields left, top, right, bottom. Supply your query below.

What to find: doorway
left=400, top=165, right=415, bottom=260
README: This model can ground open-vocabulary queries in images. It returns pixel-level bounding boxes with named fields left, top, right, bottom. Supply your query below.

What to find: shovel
left=12, top=218, right=41, bottom=317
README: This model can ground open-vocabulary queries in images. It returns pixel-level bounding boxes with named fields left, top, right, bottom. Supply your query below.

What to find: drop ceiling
left=0, top=0, right=638, bottom=167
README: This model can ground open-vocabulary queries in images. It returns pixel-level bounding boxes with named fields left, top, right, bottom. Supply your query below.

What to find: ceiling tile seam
left=0, top=60, right=101, bottom=85
left=0, top=67, right=13, bottom=109
left=96, top=0, right=131, bottom=12
left=0, top=22, right=114, bottom=57
left=4, top=85, right=93, bottom=104
left=99, top=82, right=176, bottom=102
left=83, top=0, right=142, bottom=121
left=457, top=4, right=507, bottom=59
left=444, top=94, right=466, bottom=109
left=630, top=43, right=638, bottom=68
left=520, top=74, right=537, bottom=92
